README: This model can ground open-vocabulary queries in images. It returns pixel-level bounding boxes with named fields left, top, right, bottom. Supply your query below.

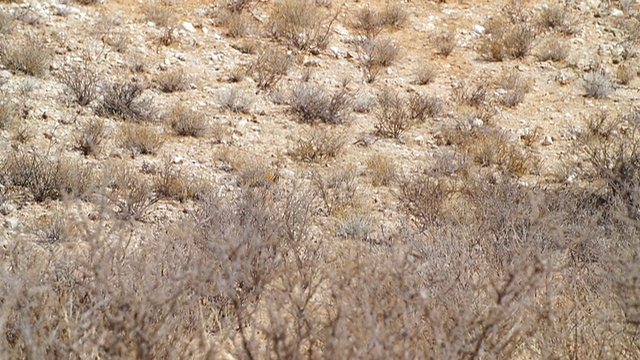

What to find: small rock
left=182, top=21, right=196, bottom=32
left=202, top=27, right=209, bottom=34
left=472, top=24, right=485, bottom=34
left=0, top=203, right=16, bottom=215
left=470, top=117, right=484, bottom=127
left=175, top=52, right=186, bottom=61
left=278, top=168, right=296, bottom=178
left=172, top=156, right=184, bottom=164
left=334, top=25, right=349, bottom=36
left=329, top=46, right=345, bottom=58
left=4, top=217, right=19, bottom=230
left=611, top=9, right=624, bottom=17
left=414, top=135, right=425, bottom=145
left=0, top=70, right=12, bottom=80
left=542, top=135, right=553, bottom=146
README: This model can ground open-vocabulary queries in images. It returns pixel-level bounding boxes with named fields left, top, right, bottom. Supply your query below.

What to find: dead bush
left=538, top=4, right=579, bottom=35
left=220, top=11, right=255, bottom=38
left=481, top=18, right=536, bottom=61
left=106, top=163, right=159, bottom=220
left=247, top=47, right=292, bottom=89
left=0, top=36, right=52, bottom=76
left=217, top=87, right=255, bottom=113
left=289, top=127, right=344, bottom=163
left=153, top=162, right=195, bottom=202
left=155, top=68, right=189, bottom=93
left=142, top=3, right=176, bottom=27
left=119, top=123, right=164, bottom=156
left=58, top=64, right=100, bottom=106
left=536, top=38, right=570, bottom=62
left=412, top=63, right=438, bottom=85
left=351, top=7, right=386, bottom=38
left=433, top=30, right=456, bottom=56
left=98, top=80, right=156, bottom=121
left=617, top=62, right=636, bottom=85
left=375, top=89, right=436, bottom=139
left=268, top=0, right=335, bottom=51
left=288, top=82, right=352, bottom=124
left=166, top=104, right=209, bottom=137
left=2, top=152, right=95, bottom=202
left=399, top=173, right=454, bottom=231
left=360, top=37, right=401, bottom=83
left=74, top=118, right=107, bottom=156
left=366, top=153, right=396, bottom=186
left=498, top=71, right=530, bottom=107
left=452, top=77, right=490, bottom=107
left=312, top=167, right=361, bottom=216
left=583, top=67, right=615, bottom=99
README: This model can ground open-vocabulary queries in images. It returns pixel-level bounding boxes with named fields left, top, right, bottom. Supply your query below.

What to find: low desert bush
left=166, top=104, right=209, bottom=137
left=1, top=152, right=95, bottom=202
left=538, top=4, right=579, bottom=35
left=98, top=80, right=155, bottom=121
left=360, top=37, right=401, bottom=83
left=290, top=127, right=345, bottom=163
left=433, top=30, right=456, bottom=56
left=366, top=153, right=396, bottom=186
left=155, top=68, right=189, bottom=93
left=480, top=17, right=535, bottom=61
left=452, top=77, right=490, bottom=107
left=399, top=173, right=454, bottom=231
left=536, top=38, right=570, bottom=62
left=268, top=0, right=334, bottom=51
left=217, top=86, right=255, bottom=113
left=412, top=63, right=438, bottom=85
left=583, top=67, right=615, bottom=99
left=311, top=167, right=361, bottom=216
left=119, top=123, right=164, bottom=156
left=219, top=10, right=255, bottom=38
left=351, top=4, right=408, bottom=38
left=106, top=163, right=159, bottom=220
left=247, top=47, right=292, bottom=89
left=0, top=36, right=52, bottom=76
left=374, top=89, right=438, bottom=138
left=153, top=162, right=196, bottom=202
left=288, top=82, right=352, bottom=124
left=142, top=2, right=176, bottom=27
left=74, top=118, right=107, bottom=156
left=58, top=64, right=100, bottom=106
left=497, top=71, right=530, bottom=107
left=617, top=62, right=636, bottom=85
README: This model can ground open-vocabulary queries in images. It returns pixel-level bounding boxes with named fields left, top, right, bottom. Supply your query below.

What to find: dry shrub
left=312, top=167, right=361, bottom=216
left=1, top=152, right=95, bottom=202
left=217, top=86, right=255, bottom=113
left=227, top=0, right=254, bottom=13
left=247, top=47, right=292, bottom=89
left=351, top=4, right=407, bottom=38
left=399, top=173, right=454, bottom=231
left=156, top=26, right=177, bottom=47
left=360, top=37, right=401, bottom=83
left=538, top=4, right=579, bottom=35
left=413, top=62, right=438, bottom=85
left=481, top=17, right=536, bottom=61
left=290, top=127, right=345, bottom=163
left=452, top=77, right=491, bottom=107
left=0, top=36, right=52, bottom=76
left=536, top=38, right=570, bottom=62
left=153, top=162, right=196, bottom=202
left=433, top=30, right=456, bottom=56
left=0, top=97, right=16, bottom=129
left=220, top=11, right=255, bottom=38
left=380, top=3, right=408, bottom=28
left=74, top=118, right=107, bottom=156
left=617, top=62, right=636, bottom=85
left=104, top=31, right=130, bottom=53
left=98, top=80, right=156, bottom=121
left=374, top=89, right=438, bottom=139
left=583, top=67, right=615, bottom=99
left=366, top=153, right=396, bottom=186
left=238, top=163, right=281, bottom=188
left=352, top=93, right=375, bottom=113
left=0, top=9, right=15, bottom=34
left=58, top=64, right=100, bottom=106
left=498, top=71, right=530, bottom=107
left=154, top=68, right=188, bottom=93
left=336, top=211, right=375, bottom=240
left=142, top=2, right=176, bottom=27
left=119, top=123, right=164, bottom=155
left=288, top=82, right=352, bottom=124
left=166, top=104, right=209, bottom=137
left=268, top=0, right=334, bottom=51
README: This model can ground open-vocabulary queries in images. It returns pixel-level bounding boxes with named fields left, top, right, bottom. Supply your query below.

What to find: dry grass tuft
left=536, top=38, right=570, bottom=62
left=166, top=104, right=209, bottom=138
left=481, top=17, right=536, bottom=61
left=290, top=127, right=345, bottom=163
left=247, top=47, right=292, bottom=89
left=497, top=71, right=530, bottom=107
left=74, top=118, right=107, bottom=156
left=288, top=82, right=352, bottom=124
left=617, top=62, right=636, bottom=85
left=217, top=86, right=255, bottom=113
left=268, top=0, right=334, bottom=51
left=583, top=67, right=615, bottom=99
left=154, top=68, right=189, bottom=93
left=412, top=63, right=438, bottom=85
left=119, top=123, right=164, bottom=156
left=433, top=30, right=456, bottom=56
left=0, top=36, right=52, bottom=76
left=142, top=3, right=176, bottom=27
left=359, top=37, right=401, bottom=83
left=98, top=80, right=156, bottom=121
left=366, top=153, right=397, bottom=186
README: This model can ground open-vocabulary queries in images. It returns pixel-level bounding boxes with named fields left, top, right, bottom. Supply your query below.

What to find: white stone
left=473, top=24, right=485, bottom=34
left=542, top=135, right=553, bottom=146
left=329, top=46, right=345, bottom=58
left=414, top=135, right=425, bottom=145
left=182, top=21, right=196, bottom=32
left=172, top=156, right=184, bottom=164
left=610, top=9, right=624, bottom=17
left=334, top=25, right=349, bottom=36
left=3, top=217, right=19, bottom=230
left=175, top=52, right=186, bottom=61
